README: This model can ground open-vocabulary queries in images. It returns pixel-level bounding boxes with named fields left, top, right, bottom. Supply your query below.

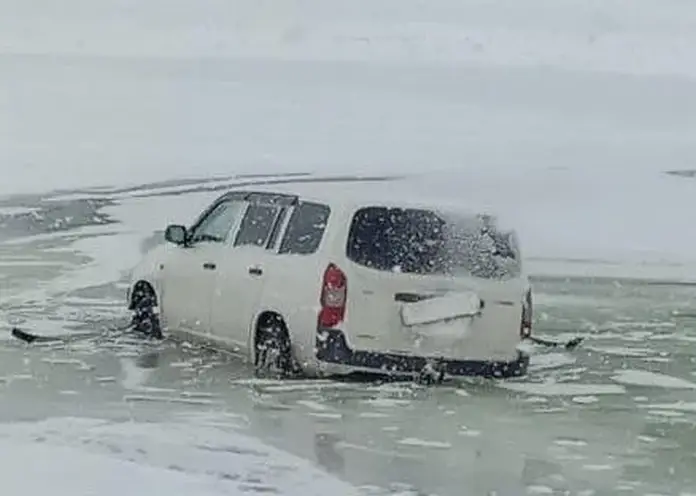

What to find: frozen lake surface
left=1, top=176, right=695, bottom=495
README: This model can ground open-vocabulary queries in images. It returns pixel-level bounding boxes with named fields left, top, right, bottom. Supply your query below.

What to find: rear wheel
left=254, top=313, right=297, bottom=378
left=129, top=282, right=163, bottom=339
left=521, top=288, right=533, bottom=339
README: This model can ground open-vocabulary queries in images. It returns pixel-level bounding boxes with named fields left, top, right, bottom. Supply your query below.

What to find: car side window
left=233, top=204, right=283, bottom=248
left=278, top=202, right=330, bottom=255
left=189, top=200, right=247, bottom=244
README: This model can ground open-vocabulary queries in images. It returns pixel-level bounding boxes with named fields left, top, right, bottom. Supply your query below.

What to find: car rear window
left=278, top=202, right=331, bottom=255
left=346, top=206, right=521, bottom=279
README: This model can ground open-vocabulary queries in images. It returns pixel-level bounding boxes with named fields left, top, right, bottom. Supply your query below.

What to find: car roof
left=220, top=176, right=486, bottom=216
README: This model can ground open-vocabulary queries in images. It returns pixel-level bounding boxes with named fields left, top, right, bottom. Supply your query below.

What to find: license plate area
left=399, top=291, right=483, bottom=327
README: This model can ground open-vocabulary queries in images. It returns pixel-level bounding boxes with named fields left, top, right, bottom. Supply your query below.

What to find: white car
left=127, top=184, right=533, bottom=381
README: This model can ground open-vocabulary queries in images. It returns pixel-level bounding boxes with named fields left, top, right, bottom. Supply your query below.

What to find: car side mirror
left=164, top=224, right=188, bottom=245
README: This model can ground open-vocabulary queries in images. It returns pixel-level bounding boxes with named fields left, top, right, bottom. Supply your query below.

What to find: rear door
left=340, top=206, right=526, bottom=361
left=262, top=200, right=333, bottom=353
left=209, top=194, right=294, bottom=349
left=161, top=197, right=247, bottom=339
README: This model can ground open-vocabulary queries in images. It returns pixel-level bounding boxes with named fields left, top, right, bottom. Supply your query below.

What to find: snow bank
left=0, top=417, right=360, bottom=496
left=0, top=440, right=234, bottom=496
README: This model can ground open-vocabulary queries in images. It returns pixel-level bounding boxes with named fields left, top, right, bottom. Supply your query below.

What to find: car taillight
left=318, top=263, right=347, bottom=328
left=521, top=288, right=532, bottom=338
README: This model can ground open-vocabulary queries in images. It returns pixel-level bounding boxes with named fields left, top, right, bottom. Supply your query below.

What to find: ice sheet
left=0, top=417, right=360, bottom=496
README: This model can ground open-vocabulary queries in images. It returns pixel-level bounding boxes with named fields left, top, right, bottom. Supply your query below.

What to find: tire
left=521, top=289, right=533, bottom=339
left=254, top=314, right=296, bottom=378
left=130, top=283, right=163, bottom=340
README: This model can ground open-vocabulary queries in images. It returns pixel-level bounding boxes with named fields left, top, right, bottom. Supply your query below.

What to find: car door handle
left=248, top=266, right=263, bottom=276
left=203, top=262, right=216, bottom=270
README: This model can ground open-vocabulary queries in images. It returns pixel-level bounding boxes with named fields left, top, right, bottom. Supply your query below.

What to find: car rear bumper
left=315, top=328, right=529, bottom=379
